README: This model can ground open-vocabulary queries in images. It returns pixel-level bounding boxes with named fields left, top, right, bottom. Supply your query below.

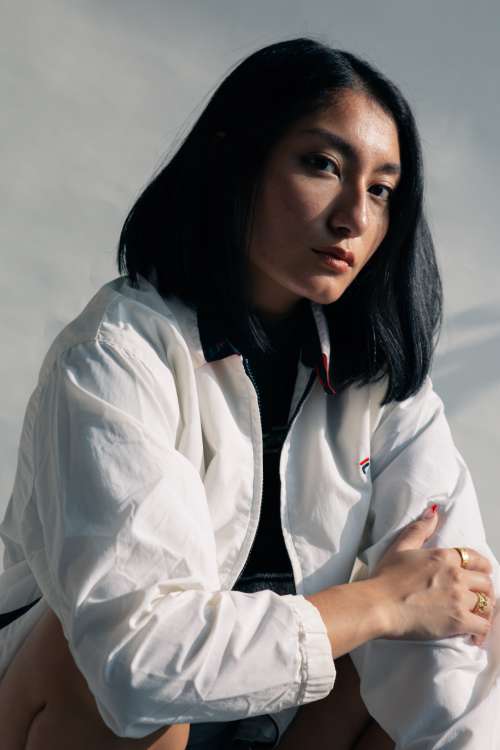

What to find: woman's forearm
left=305, top=578, right=387, bottom=659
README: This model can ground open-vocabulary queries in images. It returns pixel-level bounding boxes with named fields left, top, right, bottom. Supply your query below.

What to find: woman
left=0, top=38, right=498, bottom=749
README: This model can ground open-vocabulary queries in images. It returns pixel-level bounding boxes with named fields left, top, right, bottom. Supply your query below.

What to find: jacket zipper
left=236, top=355, right=264, bottom=583
left=277, top=367, right=316, bottom=589
left=234, top=357, right=316, bottom=586
left=242, top=356, right=263, bottom=419
left=288, top=367, right=316, bottom=425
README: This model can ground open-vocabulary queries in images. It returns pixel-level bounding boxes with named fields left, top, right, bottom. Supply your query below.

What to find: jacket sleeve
left=350, top=376, right=500, bottom=749
left=26, top=336, right=334, bottom=738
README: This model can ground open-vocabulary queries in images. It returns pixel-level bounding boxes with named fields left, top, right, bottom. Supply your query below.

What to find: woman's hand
left=306, top=507, right=495, bottom=659
left=370, top=507, right=495, bottom=644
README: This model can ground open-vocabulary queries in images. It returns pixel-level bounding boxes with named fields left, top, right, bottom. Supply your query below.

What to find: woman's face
left=247, top=88, right=401, bottom=318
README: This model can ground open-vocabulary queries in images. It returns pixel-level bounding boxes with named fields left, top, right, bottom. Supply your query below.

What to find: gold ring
left=454, top=547, right=470, bottom=569
left=473, top=592, right=489, bottom=615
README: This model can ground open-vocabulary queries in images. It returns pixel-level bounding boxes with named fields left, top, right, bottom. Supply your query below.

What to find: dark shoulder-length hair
left=118, top=37, right=442, bottom=404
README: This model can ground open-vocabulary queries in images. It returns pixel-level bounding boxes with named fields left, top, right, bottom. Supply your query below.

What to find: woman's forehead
left=287, top=89, right=401, bottom=168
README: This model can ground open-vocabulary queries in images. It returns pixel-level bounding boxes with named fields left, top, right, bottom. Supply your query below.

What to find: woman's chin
left=304, top=283, right=348, bottom=307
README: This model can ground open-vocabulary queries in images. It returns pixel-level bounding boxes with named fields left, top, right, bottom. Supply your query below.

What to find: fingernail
left=422, top=503, right=439, bottom=519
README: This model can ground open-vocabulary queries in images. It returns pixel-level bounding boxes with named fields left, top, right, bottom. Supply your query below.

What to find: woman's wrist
left=304, top=578, right=390, bottom=659
left=358, top=576, right=395, bottom=639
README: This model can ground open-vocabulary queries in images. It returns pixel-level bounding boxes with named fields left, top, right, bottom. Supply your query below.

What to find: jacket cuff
left=282, top=594, right=336, bottom=704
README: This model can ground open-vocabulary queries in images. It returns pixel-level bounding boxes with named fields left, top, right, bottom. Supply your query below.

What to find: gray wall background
left=1, top=1, right=499, bottom=563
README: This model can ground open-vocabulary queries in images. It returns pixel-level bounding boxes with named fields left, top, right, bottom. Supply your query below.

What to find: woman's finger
left=463, top=608, right=492, bottom=637
left=451, top=547, right=493, bottom=575
left=463, top=571, right=495, bottom=600
left=390, top=509, right=439, bottom=553
left=467, top=589, right=493, bottom=619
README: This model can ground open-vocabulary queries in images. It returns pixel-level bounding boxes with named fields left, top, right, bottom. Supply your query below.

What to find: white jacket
left=0, top=276, right=499, bottom=747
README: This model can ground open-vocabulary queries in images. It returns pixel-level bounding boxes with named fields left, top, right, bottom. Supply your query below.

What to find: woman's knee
left=0, top=610, right=190, bottom=750
left=24, top=705, right=189, bottom=750
left=0, top=613, right=50, bottom=749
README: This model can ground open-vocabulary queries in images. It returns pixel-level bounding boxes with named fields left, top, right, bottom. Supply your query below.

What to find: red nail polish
left=422, top=504, right=438, bottom=519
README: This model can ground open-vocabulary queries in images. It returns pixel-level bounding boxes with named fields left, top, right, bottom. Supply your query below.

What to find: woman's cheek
left=374, top=214, right=390, bottom=248
left=364, top=208, right=389, bottom=250
left=280, top=174, right=328, bottom=218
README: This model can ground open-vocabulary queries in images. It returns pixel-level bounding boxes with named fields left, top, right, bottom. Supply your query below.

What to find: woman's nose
left=327, top=184, right=368, bottom=239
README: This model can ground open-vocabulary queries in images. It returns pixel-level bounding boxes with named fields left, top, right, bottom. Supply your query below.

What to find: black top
left=232, top=306, right=308, bottom=596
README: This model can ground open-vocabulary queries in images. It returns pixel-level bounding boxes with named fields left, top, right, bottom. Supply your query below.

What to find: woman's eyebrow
left=299, top=127, right=401, bottom=176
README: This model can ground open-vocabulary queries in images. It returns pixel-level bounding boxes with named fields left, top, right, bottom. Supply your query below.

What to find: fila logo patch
left=359, top=457, right=370, bottom=475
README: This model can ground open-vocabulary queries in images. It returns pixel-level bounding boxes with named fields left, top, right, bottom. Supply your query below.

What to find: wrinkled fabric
left=0, top=275, right=499, bottom=747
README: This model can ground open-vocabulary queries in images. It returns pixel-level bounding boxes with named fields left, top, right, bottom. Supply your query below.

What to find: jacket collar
left=196, top=300, right=336, bottom=396
left=135, top=275, right=335, bottom=395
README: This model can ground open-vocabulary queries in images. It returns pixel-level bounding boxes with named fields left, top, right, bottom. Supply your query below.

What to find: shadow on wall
left=432, top=304, right=500, bottom=418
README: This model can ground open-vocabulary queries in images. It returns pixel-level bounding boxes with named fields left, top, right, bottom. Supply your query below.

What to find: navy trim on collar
left=197, top=304, right=240, bottom=362
left=196, top=303, right=335, bottom=396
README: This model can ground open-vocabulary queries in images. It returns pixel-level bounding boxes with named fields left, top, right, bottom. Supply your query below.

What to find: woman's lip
left=313, top=251, right=351, bottom=274
left=312, top=247, right=354, bottom=267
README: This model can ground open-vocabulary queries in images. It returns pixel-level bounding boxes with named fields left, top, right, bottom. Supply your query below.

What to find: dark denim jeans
left=186, top=706, right=297, bottom=749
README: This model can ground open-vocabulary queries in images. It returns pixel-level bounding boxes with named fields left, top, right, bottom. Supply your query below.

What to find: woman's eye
left=302, top=154, right=339, bottom=175
left=369, top=184, right=393, bottom=201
